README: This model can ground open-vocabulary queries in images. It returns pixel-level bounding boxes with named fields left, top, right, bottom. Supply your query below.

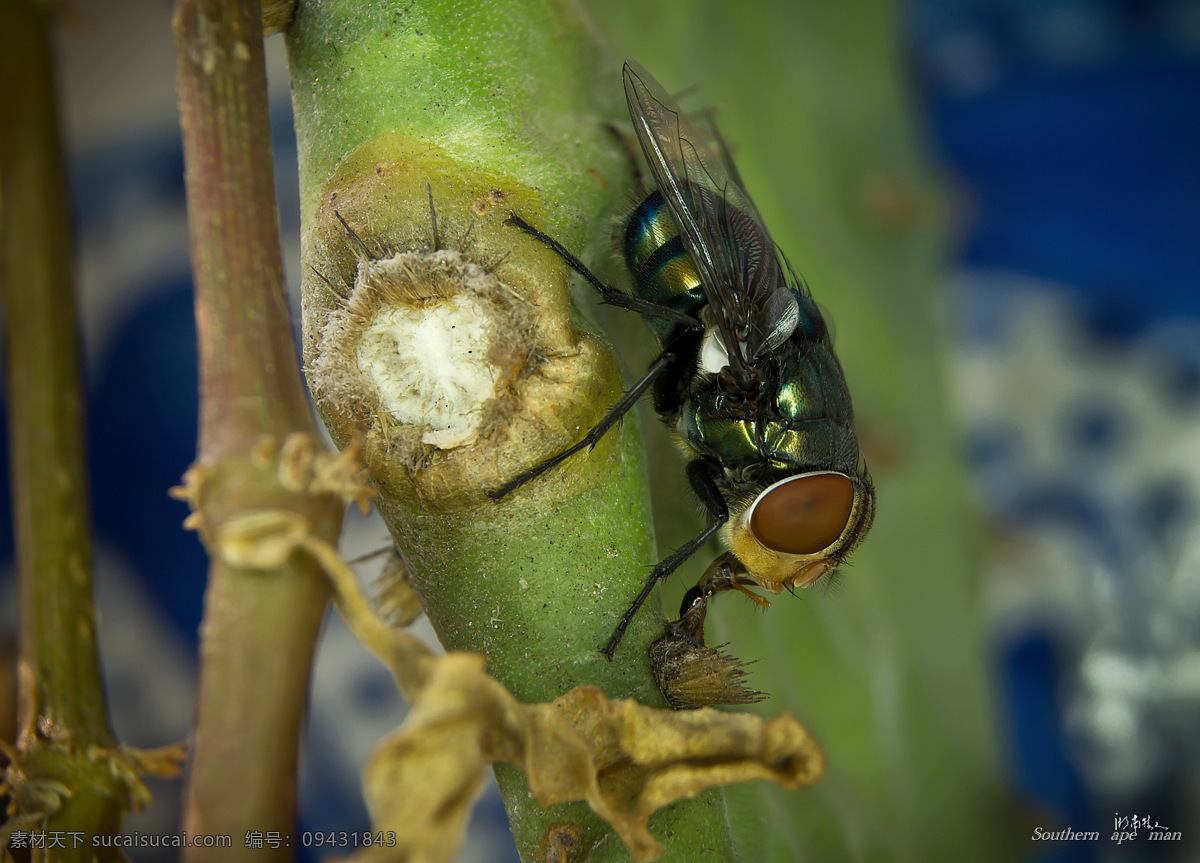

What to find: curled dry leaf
left=340, top=606, right=823, bottom=863
left=205, top=501, right=824, bottom=863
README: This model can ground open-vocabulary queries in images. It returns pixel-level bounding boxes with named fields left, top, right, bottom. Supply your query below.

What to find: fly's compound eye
left=748, top=472, right=855, bottom=555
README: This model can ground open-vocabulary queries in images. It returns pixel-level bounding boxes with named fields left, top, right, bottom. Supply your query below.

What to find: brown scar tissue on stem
left=302, top=137, right=622, bottom=513
left=535, top=819, right=583, bottom=863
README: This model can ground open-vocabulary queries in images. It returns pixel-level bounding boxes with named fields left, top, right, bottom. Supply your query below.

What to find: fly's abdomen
left=622, top=191, right=706, bottom=342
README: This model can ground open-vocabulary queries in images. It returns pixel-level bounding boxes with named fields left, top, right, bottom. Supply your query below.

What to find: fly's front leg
left=669, top=552, right=767, bottom=648
left=692, top=552, right=769, bottom=611
left=602, top=459, right=729, bottom=659
left=487, top=349, right=677, bottom=499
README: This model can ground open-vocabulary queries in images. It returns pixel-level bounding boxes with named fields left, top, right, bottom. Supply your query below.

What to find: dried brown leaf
left=250, top=527, right=825, bottom=863
left=348, top=646, right=822, bottom=863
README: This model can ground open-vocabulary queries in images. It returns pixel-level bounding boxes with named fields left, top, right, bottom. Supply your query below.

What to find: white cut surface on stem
left=356, top=295, right=499, bottom=447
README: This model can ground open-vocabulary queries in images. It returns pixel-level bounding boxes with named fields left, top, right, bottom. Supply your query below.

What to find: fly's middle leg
left=487, top=347, right=677, bottom=499
left=487, top=214, right=698, bottom=499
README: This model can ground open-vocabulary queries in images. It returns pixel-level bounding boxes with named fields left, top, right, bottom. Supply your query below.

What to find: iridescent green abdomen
left=623, top=191, right=706, bottom=343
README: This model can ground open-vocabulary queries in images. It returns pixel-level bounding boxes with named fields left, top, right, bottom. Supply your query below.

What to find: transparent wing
left=623, top=59, right=798, bottom=377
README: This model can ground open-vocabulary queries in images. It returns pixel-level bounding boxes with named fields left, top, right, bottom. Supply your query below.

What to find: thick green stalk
left=0, top=0, right=129, bottom=853
left=285, top=1, right=739, bottom=860
left=174, top=0, right=343, bottom=858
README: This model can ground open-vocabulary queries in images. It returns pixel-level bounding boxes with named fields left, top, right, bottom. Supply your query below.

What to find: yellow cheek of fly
left=723, top=519, right=823, bottom=593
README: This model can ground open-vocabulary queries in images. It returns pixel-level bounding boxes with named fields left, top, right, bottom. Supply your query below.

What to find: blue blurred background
left=912, top=4, right=1200, bottom=861
left=1, top=1, right=1198, bottom=860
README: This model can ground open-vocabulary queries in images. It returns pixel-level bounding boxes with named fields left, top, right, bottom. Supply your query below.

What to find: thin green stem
left=174, top=0, right=344, bottom=858
left=0, top=0, right=110, bottom=754
left=0, top=0, right=130, bottom=854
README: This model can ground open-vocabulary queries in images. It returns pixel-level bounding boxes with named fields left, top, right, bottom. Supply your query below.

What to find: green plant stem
left=0, top=0, right=106, bottom=750
left=174, top=0, right=342, bottom=858
left=285, top=1, right=740, bottom=859
left=0, top=0, right=131, bottom=852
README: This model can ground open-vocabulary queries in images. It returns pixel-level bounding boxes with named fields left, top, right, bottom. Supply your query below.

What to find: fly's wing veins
left=623, top=59, right=799, bottom=371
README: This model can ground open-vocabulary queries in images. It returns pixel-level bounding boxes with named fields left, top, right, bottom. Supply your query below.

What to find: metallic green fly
left=492, top=59, right=875, bottom=657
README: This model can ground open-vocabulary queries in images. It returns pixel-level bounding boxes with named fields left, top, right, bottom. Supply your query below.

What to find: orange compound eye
left=748, top=473, right=855, bottom=555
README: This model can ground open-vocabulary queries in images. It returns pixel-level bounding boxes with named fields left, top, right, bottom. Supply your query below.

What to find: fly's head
left=724, top=467, right=875, bottom=593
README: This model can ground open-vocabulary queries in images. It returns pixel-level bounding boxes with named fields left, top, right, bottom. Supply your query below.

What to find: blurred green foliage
left=585, top=1, right=1015, bottom=860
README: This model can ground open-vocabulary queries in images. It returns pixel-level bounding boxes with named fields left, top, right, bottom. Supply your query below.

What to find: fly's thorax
left=676, top=382, right=861, bottom=480
left=678, top=326, right=873, bottom=590
left=790, top=285, right=832, bottom=342
left=720, top=468, right=875, bottom=592
left=772, top=336, right=854, bottom=424
left=679, top=297, right=855, bottom=448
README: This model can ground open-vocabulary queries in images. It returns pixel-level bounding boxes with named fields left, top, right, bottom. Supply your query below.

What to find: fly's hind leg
left=504, top=214, right=699, bottom=329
